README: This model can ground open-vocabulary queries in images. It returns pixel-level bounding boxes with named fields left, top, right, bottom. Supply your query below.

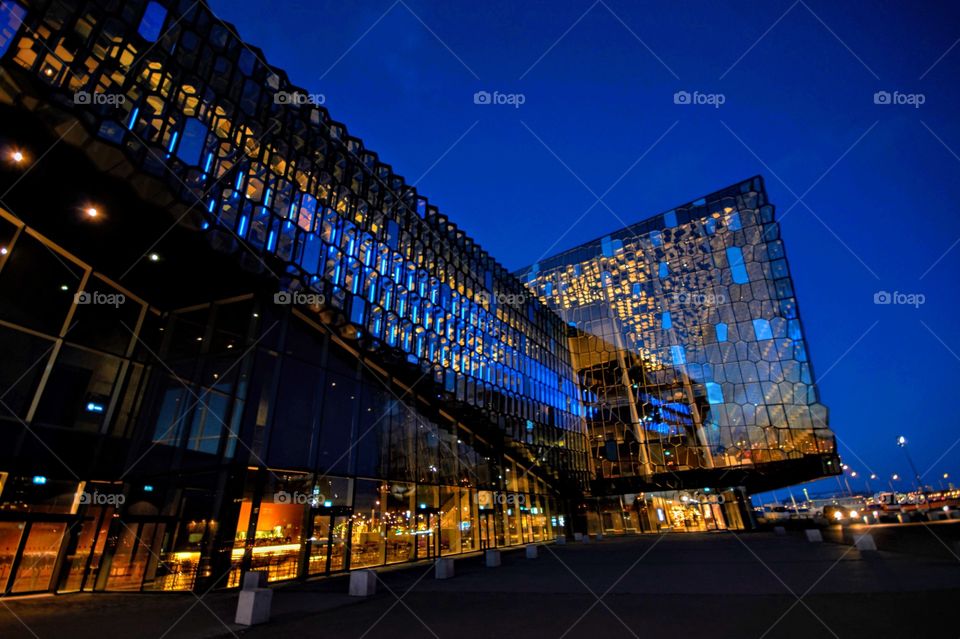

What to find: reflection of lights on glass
left=656, top=508, right=665, bottom=522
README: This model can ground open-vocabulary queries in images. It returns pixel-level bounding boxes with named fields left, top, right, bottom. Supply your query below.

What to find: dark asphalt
left=2, top=532, right=959, bottom=639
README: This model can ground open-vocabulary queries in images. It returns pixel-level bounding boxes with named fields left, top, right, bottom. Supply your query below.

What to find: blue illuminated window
left=670, top=344, right=686, bottom=366
left=726, top=246, right=749, bottom=284
left=138, top=2, right=167, bottom=42
left=715, top=322, right=727, bottom=342
left=0, top=1, right=26, bottom=57
left=176, top=118, right=208, bottom=165
left=753, top=318, right=773, bottom=340
left=706, top=382, right=724, bottom=405
left=726, top=211, right=741, bottom=231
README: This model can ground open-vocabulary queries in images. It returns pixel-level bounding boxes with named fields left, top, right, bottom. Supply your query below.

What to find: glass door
left=307, top=514, right=332, bottom=575
left=414, top=510, right=438, bottom=560
left=328, top=515, right=350, bottom=572
left=103, top=520, right=164, bottom=591
left=57, top=511, right=110, bottom=592
left=478, top=510, right=495, bottom=549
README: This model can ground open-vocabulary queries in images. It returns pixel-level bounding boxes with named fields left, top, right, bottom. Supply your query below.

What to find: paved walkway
left=2, top=532, right=959, bottom=638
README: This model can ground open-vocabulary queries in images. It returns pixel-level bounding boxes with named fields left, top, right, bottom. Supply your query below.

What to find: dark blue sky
left=209, top=0, right=960, bottom=498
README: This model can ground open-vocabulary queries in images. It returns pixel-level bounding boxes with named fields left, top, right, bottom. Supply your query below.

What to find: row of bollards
left=236, top=535, right=578, bottom=626
left=778, top=525, right=879, bottom=554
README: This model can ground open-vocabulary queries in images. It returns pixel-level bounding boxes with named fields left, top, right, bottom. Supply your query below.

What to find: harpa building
left=0, top=0, right=836, bottom=597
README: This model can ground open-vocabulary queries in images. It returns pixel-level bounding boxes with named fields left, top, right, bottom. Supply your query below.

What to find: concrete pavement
left=2, top=532, right=959, bottom=638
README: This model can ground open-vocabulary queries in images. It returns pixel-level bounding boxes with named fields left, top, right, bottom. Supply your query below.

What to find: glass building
left=0, top=0, right=836, bottom=596
left=516, top=177, right=838, bottom=533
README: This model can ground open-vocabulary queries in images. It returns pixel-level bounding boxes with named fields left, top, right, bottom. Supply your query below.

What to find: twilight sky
left=209, top=0, right=960, bottom=499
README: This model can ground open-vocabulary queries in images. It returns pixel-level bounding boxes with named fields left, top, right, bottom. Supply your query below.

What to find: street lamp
left=842, top=468, right=854, bottom=497
left=896, top=435, right=924, bottom=496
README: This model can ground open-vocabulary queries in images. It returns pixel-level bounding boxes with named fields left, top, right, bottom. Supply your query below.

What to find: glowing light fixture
left=85, top=207, right=99, bottom=219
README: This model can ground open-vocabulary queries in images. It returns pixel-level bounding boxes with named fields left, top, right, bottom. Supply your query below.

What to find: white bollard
left=235, top=588, right=272, bottom=626
left=854, top=533, right=878, bottom=552
left=582, top=534, right=591, bottom=543
left=773, top=526, right=787, bottom=536
left=349, top=569, right=378, bottom=596
left=525, top=545, right=539, bottom=559
left=555, top=535, right=567, bottom=545
left=241, top=571, right=268, bottom=590
left=595, top=533, right=604, bottom=541
left=485, top=549, right=501, bottom=567
left=804, top=529, right=823, bottom=543
left=434, top=558, right=454, bottom=579
left=573, top=532, right=583, bottom=542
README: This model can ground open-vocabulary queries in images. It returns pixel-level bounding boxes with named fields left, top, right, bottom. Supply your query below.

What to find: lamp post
left=842, top=467, right=854, bottom=497
left=940, top=472, right=950, bottom=491
left=867, top=473, right=876, bottom=495
left=896, top=436, right=924, bottom=497
left=889, top=473, right=899, bottom=493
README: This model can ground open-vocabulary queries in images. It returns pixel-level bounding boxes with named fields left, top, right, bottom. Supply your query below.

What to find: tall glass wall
left=0, top=0, right=589, bottom=487
left=518, top=177, right=836, bottom=484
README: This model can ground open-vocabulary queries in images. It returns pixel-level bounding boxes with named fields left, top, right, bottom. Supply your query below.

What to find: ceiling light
left=85, top=207, right=99, bottom=218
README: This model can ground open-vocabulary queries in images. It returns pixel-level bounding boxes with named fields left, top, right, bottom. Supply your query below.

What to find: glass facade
left=516, top=177, right=838, bottom=503
left=0, top=0, right=838, bottom=597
